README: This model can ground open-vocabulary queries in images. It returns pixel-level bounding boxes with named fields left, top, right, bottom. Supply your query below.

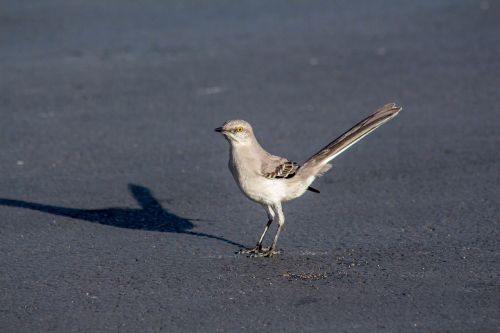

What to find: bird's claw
left=238, top=246, right=268, bottom=255
left=253, top=249, right=280, bottom=257
left=238, top=246, right=281, bottom=257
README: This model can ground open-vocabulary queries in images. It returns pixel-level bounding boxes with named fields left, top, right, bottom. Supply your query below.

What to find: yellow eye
left=235, top=127, right=244, bottom=133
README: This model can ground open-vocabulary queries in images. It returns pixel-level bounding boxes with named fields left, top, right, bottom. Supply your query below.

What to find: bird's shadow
left=0, top=183, right=244, bottom=248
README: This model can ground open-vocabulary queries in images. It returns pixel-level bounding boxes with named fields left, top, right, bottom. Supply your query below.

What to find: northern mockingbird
left=215, top=103, right=402, bottom=257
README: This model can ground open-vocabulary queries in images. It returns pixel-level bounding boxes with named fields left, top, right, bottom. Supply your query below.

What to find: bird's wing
left=261, top=156, right=300, bottom=179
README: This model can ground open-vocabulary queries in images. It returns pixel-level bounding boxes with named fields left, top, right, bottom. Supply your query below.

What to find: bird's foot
left=253, top=248, right=281, bottom=257
left=238, top=246, right=268, bottom=255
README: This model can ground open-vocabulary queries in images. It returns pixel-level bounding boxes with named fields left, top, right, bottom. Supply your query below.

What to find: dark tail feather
left=300, top=103, right=402, bottom=175
left=307, top=186, right=320, bottom=193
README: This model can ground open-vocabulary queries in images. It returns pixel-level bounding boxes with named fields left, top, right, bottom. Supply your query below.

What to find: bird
left=214, top=103, right=402, bottom=257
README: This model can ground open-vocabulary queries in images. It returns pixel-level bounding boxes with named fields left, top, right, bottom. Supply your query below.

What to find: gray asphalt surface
left=1, top=1, right=499, bottom=332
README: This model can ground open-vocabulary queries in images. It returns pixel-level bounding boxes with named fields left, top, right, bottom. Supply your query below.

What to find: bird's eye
left=236, top=127, right=244, bottom=133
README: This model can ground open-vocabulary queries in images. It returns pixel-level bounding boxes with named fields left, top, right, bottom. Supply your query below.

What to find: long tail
left=299, top=103, right=402, bottom=176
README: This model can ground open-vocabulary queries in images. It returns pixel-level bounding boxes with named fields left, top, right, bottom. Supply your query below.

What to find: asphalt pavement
left=1, top=1, right=499, bottom=332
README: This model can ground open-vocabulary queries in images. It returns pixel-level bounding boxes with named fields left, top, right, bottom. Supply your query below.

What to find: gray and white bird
left=215, top=103, right=402, bottom=256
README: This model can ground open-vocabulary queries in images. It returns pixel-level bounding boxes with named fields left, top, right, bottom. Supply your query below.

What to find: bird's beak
left=214, top=127, right=224, bottom=133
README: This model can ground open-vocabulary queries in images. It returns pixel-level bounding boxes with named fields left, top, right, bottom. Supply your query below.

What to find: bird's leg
left=259, top=203, right=284, bottom=257
left=256, top=219, right=273, bottom=251
left=239, top=219, right=272, bottom=254
left=239, top=205, right=274, bottom=254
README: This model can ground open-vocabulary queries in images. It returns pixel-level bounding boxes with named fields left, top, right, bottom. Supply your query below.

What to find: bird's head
left=214, top=120, right=254, bottom=145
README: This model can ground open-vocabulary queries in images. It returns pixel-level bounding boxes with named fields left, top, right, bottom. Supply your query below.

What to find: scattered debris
left=281, top=271, right=327, bottom=281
